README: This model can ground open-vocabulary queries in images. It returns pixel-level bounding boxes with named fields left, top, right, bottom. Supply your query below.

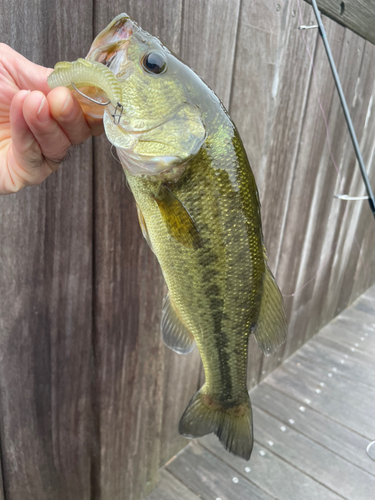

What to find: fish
left=48, top=13, right=287, bottom=461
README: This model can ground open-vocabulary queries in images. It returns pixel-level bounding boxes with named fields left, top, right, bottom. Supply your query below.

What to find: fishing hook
left=70, top=82, right=124, bottom=125
left=70, top=82, right=111, bottom=106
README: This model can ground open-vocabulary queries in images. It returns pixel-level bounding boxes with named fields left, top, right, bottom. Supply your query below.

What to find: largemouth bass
left=48, top=14, right=287, bottom=461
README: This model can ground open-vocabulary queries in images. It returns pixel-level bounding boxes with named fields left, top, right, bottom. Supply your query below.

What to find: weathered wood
left=281, top=355, right=375, bottom=417
left=0, top=0, right=93, bottom=499
left=251, top=383, right=375, bottom=476
left=319, top=322, right=375, bottom=356
left=312, top=334, right=375, bottom=368
left=144, top=469, right=199, bottom=500
left=276, top=16, right=375, bottom=362
left=180, top=0, right=241, bottom=109
left=266, top=366, right=375, bottom=438
left=167, top=442, right=274, bottom=500
left=252, top=405, right=375, bottom=499
left=304, top=0, right=375, bottom=45
left=200, top=435, right=343, bottom=500
left=297, top=338, right=375, bottom=388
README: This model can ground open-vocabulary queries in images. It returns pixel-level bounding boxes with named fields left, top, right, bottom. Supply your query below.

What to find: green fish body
left=48, top=14, right=287, bottom=461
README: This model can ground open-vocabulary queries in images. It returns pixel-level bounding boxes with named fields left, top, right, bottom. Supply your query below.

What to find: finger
left=8, top=90, right=52, bottom=189
left=86, top=117, right=105, bottom=137
left=67, top=91, right=105, bottom=137
left=23, top=90, right=71, bottom=171
left=0, top=43, right=52, bottom=95
left=47, top=87, right=91, bottom=145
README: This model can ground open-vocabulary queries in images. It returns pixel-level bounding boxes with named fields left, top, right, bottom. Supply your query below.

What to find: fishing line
left=282, top=0, right=371, bottom=298
left=110, top=143, right=122, bottom=165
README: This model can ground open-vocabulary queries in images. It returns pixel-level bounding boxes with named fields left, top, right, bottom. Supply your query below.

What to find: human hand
left=0, top=43, right=104, bottom=195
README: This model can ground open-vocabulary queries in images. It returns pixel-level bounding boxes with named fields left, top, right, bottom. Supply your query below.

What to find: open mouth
left=86, top=14, right=135, bottom=72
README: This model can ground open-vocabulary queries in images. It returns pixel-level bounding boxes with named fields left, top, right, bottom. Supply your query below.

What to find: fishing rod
left=305, top=0, right=375, bottom=220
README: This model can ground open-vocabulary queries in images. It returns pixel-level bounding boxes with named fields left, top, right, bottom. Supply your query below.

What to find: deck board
left=145, top=285, right=375, bottom=500
left=251, top=383, right=375, bottom=476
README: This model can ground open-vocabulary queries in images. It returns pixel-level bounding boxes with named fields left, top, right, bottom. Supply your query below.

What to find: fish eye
left=142, top=52, right=167, bottom=75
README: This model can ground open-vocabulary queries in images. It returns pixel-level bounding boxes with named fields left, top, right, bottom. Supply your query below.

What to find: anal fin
left=161, top=294, right=195, bottom=354
left=253, top=266, right=287, bottom=356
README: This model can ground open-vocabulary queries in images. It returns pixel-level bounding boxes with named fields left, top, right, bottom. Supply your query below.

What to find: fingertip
left=47, top=86, right=75, bottom=119
left=10, top=89, right=30, bottom=118
left=90, top=123, right=105, bottom=137
left=10, top=90, right=32, bottom=140
left=47, top=87, right=93, bottom=145
left=23, top=90, right=49, bottom=125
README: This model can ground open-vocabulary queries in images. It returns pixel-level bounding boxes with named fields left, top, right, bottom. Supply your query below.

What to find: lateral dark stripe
left=197, top=236, right=232, bottom=400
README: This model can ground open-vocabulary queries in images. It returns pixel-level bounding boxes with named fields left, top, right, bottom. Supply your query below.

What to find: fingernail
left=18, top=89, right=30, bottom=101
left=36, top=96, right=49, bottom=122
left=60, top=93, right=72, bottom=118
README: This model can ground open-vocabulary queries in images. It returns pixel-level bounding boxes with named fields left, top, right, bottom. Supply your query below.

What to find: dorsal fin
left=161, top=294, right=195, bottom=354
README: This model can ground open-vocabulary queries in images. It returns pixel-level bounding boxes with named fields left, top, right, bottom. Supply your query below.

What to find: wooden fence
left=1, top=1, right=375, bottom=499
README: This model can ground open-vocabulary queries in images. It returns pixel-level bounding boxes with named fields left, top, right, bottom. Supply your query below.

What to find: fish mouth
left=86, top=14, right=135, bottom=73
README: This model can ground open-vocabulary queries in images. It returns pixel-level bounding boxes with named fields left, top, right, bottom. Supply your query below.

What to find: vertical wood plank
left=0, top=0, right=93, bottom=499
left=180, top=0, right=241, bottom=109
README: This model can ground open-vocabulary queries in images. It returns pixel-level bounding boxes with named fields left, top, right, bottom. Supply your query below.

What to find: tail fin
left=179, top=387, right=253, bottom=460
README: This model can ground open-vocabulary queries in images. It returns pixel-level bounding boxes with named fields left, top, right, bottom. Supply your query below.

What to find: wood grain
left=167, top=442, right=274, bottom=500
left=252, top=405, right=375, bottom=500
left=180, top=0, right=241, bottom=109
left=275, top=15, right=375, bottom=365
left=0, top=0, right=93, bottom=499
left=303, top=0, right=375, bottom=45
left=200, top=435, right=343, bottom=500
left=251, top=382, right=375, bottom=476
left=145, top=469, right=199, bottom=500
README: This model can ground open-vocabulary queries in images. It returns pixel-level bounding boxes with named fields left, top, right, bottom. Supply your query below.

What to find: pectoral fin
left=154, top=185, right=201, bottom=250
left=161, top=294, right=195, bottom=354
left=136, top=204, right=154, bottom=252
left=253, top=266, right=287, bottom=355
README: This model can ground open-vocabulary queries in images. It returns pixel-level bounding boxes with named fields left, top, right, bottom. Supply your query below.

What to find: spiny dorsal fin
left=154, top=184, right=201, bottom=250
left=161, top=294, right=195, bottom=354
left=253, top=266, right=287, bottom=356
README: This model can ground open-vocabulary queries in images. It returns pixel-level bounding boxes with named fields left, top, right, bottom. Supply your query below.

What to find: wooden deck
left=145, top=285, right=375, bottom=500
